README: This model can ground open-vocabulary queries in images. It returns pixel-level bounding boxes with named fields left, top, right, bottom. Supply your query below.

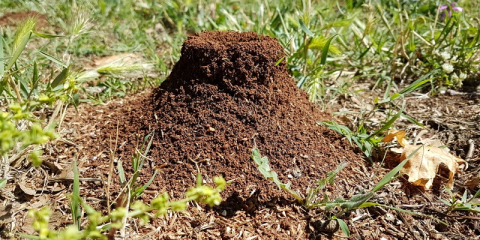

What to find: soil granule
left=78, top=31, right=364, bottom=206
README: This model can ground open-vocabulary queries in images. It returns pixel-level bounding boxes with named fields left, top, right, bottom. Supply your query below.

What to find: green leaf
left=71, top=158, right=81, bottom=230
left=138, top=132, right=155, bottom=172
left=33, top=31, right=63, bottom=39
left=133, top=171, right=157, bottom=199
left=320, top=35, right=338, bottom=65
left=0, top=36, right=4, bottom=77
left=117, top=160, right=126, bottom=184
left=461, top=190, right=468, bottom=203
left=0, top=179, right=6, bottom=189
left=6, top=31, right=31, bottom=71
left=39, top=51, right=68, bottom=68
left=380, top=204, right=447, bottom=225
left=336, top=218, right=350, bottom=237
left=317, top=162, right=348, bottom=190
left=372, top=145, right=423, bottom=192
left=399, top=72, right=435, bottom=96
left=367, top=102, right=405, bottom=139
left=50, top=67, right=69, bottom=89
left=357, top=201, right=379, bottom=208
left=339, top=192, right=375, bottom=210
left=252, top=148, right=302, bottom=202
left=275, top=57, right=285, bottom=66
left=470, top=188, right=480, bottom=201
left=299, top=19, right=314, bottom=37
left=27, top=62, right=39, bottom=98
left=439, top=198, right=452, bottom=207
left=16, top=233, right=41, bottom=240
left=401, top=113, right=425, bottom=128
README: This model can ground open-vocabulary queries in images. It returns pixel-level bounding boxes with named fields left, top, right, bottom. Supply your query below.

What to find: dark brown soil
left=77, top=31, right=364, bottom=204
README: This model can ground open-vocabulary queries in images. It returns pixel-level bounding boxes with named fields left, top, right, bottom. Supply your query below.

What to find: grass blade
left=6, top=18, right=36, bottom=71
left=71, top=158, right=81, bottom=230
left=0, top=36, right=4, bottom=77
left=299, top=19, right=314, bottom=37
left=33, top=31, right=63, bottom=39
left=372, top=145, right=423, bottom=192
left=320, top=35, right=337, bottom=65
left=50, top=67, right=69, bottom=89
left=133, top=171, right=157, bottom=199
left=367, top=102, right=405, bottom=139
left=0, top=179, right=6, bottom=189
left=6, top=31, right=31, bottom=71
left=39, top=51, right=68, bottom=68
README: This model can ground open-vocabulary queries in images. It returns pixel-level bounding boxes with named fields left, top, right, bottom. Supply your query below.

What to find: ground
left=0, top=10, right=479, bottom=240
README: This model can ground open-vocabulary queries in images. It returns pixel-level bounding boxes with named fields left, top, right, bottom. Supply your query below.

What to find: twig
left=48, top=177, right=102, bottom=182
left=466, top=139, right=475, bottom=162
left=441, top=89, right=480, bottom=96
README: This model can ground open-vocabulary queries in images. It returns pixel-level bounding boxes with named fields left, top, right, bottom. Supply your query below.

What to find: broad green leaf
left=336, top=218, right=350, bottom=237
left=51, top=67, right=69, bottom=89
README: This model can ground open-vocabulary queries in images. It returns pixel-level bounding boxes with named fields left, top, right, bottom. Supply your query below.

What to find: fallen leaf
left=18, top=173, right=37, bottom=196
left=383, top=130, right=466, bottom=190
left=93, top=53, right=139, bottom=68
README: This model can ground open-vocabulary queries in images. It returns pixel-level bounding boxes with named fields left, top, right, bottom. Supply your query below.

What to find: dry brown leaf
left=383, top=130, right=466, bottom=190
left=93, top=53, right=139, bottom=67
left=18, top=173, right=37, bottom=196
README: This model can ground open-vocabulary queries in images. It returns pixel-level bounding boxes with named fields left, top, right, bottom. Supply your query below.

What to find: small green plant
left=22, top=171, right=226, bottom=240
left=21, top=130, right=226, bottom=239
left=252, top=146, right=443, bottom=236
left=440, top=188, right=480, bottom=213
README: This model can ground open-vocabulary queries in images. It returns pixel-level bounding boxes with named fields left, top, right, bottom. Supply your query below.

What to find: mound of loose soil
left=77, top=31, right=364, bottom=205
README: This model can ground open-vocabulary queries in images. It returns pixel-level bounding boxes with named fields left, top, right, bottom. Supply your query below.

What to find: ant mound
left=82, top=31, right=364, bottom=205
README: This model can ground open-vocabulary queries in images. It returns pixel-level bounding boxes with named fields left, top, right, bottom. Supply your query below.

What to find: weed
left=252, top=146, right=444, bottom=236
left=440, top=188, right=480, bottom=213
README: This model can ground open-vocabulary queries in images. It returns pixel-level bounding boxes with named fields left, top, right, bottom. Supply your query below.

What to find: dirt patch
left=0, top=11, right=50, bottom=30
